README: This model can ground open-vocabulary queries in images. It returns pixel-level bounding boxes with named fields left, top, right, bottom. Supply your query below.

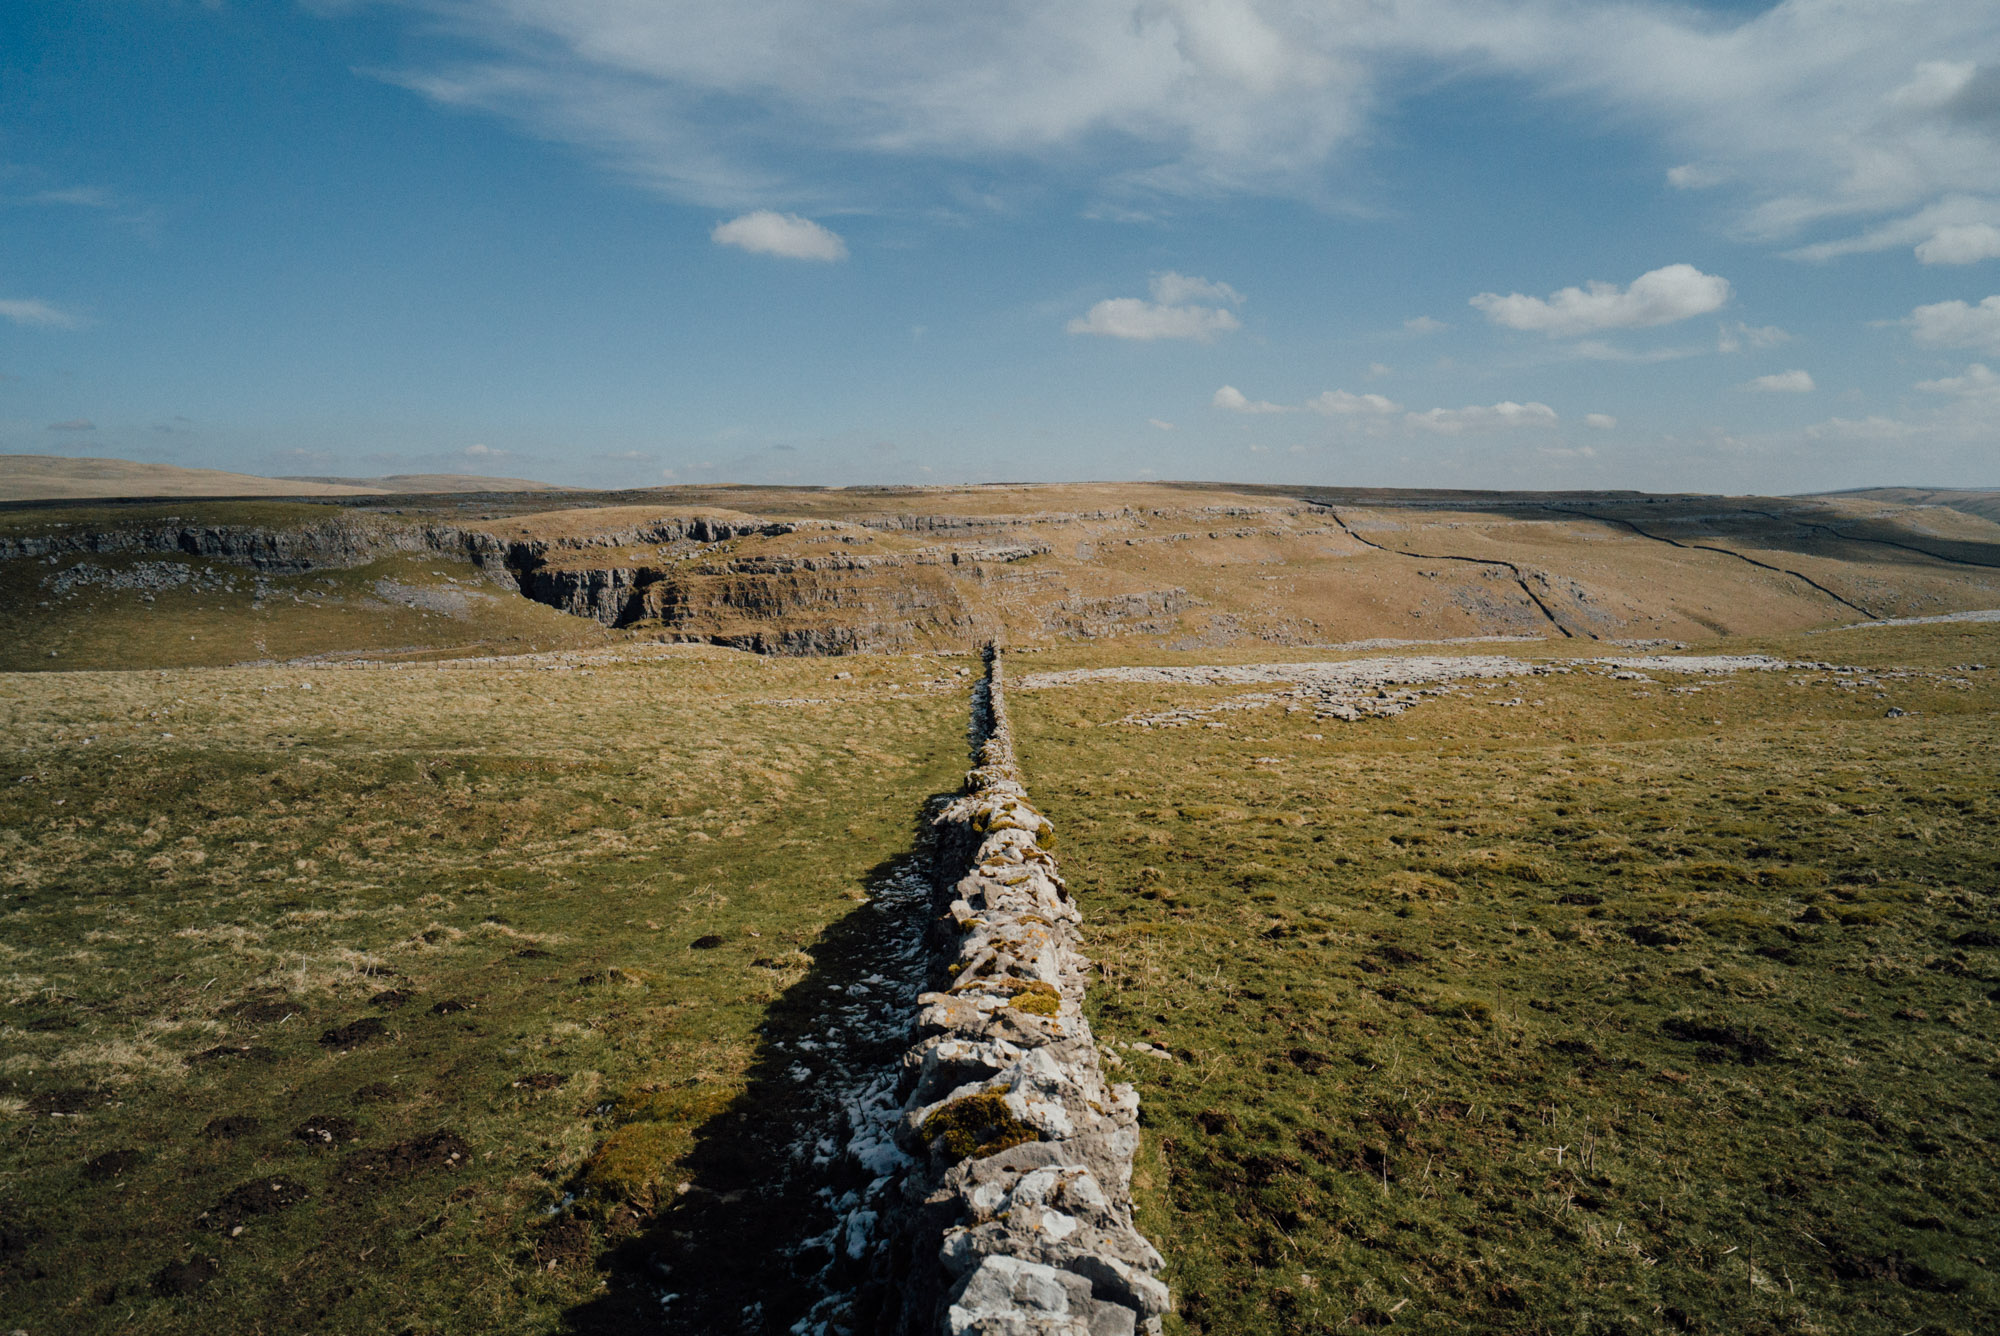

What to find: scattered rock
left=291, top=1114, right=360, bottom=1148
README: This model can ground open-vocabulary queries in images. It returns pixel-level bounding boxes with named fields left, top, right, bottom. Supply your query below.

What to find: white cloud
left=32, top=186, right=117, bottom=208
left=1915, top=362, right=2000, bottom=396
left=1718, top=321, right=1792, bottom=353
left=0, top=297, right=87, bottom=330
left=1744, top=369, right=1816, bottom=392
left=1367, top=362, right=1391, bottom=377
left=1905, top=295, right=2000, bottom=352
left=1665, top=163, right=1723, bottom=190
left=1152, top=272, right=1243, bottom=306
left=355, top=0, right=2000, bottom=252
left=1472, top=264, right=1731, bottom=337
left=1147, top=417, right=1176, bottom=430
left=1405, top=401, right=1558, bottom=434
left=1916, top=223, right=2000, bottom=265
left=1403, top=316, right=1447, bottom=335
left=1212, top=384, right=1285, bottom=414
left=1306, top=389, right=1400, bottom=416
left=1072, top=272, right=1243, bottom=342
left=1568, top=339, right=1704, bottom=363
left=1584, top=413, right=1618, bottom=430
left=711, top=210, right=848, bottom=260
left=465, top=442, right=495, bottom=456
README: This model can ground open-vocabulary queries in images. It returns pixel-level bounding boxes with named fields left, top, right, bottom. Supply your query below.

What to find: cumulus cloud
left=1472, top=264, right=1731, bottom=337
left=1916, top=223, right=2000, bottom=264
left=1147, top=417, right=1175, bottom=430
left=0, top=297, right=87, bottom=330
left=465, top=442, right=495, bottom=456
left=1744, top=369, right=1816, bottom=392
left=1915, top=362, right=2000, bottom=396
left=1071, top=272, right=1243, bottom=342
left=1306, top=389, right=1400, bottom=415
left=1904, top=295, right=2000, bottom=351
left=1403, top=316, right=1447, bottom=335
left=711, top=210, right=848, bottom=260
left=1213, top=385, right=1285, bottom=413
left=1718, top=321, right=1792, bottom=353
left=1584, top=413, right=1618, bottom=430
left=1405, top=401, right=1558, bottom=434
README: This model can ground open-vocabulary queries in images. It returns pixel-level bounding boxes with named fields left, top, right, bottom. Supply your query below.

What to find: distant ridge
left=0, top=455, right=575, bottom=502
left=1810, top=486, right=2000, bottom=526
left=1, top=454, right=384, bottom=502
left=279, top=473, right=578, bottom=494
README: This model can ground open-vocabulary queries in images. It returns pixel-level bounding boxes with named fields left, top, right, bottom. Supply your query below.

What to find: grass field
left=0, top=647, right=966, bottom=1334
left=1011, top=624, right=2000, bottom=1336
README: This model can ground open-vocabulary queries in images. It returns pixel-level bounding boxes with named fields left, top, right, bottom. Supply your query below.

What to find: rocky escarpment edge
left=880, top=646, right=1169, bottom=1336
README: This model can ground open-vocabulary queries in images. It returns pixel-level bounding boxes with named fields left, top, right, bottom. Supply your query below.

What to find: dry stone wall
left=883, top=646, right=1169, bottom=1336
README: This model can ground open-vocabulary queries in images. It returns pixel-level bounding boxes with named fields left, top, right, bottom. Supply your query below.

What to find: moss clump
left=1007, top=981, right=1062, bottom=1016
left=921, top=1092, right=1039, bottom=1163
left=579, top=1120, right=690, bottom=1207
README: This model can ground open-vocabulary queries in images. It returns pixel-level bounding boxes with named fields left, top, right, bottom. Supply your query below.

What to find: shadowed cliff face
left=6, top=484, right=2000, bottom=661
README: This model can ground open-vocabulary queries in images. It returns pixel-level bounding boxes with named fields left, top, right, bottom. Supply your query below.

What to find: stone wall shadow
left=559, top=792, right=954, bottom=1336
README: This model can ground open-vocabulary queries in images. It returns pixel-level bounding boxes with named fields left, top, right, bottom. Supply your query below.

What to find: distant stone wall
left=882, top=646, right=1169, bottom=1336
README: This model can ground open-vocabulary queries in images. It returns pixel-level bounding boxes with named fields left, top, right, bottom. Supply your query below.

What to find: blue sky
left=3, top=0, right=1998, bottom=492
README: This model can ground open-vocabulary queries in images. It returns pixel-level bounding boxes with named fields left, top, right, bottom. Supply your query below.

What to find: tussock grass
left=1013, top=623, right=2000, bottom=1336
left=0, top=647, right=964, bottom=1333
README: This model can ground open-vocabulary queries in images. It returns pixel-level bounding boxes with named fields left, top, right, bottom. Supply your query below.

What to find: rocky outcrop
left=877, top=647, right=1168, bottom=1336
left=1043, top=588, right=1189, bottom=639
left=0, top=516, right=427, bottom=572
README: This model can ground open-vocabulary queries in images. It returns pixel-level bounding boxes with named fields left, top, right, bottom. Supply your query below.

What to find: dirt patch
left=318, top=1017, right=389, bottom=1049
left=368, top=988, right=416, bottom=1010
left=428, top=998, right=471, bottom=1015
left=689, top=934, right=725, bottom=950
left=222, top=999, right=298, bottom=1024
left=149, top=1256, right=220, bottom=1298
left=83, top=1148, right=143, bottom=1181
left=203, top=1115, right=261, bottom=1139
left=201, top=1177, right=310, bottom=1231
left=25, top=1087, right=108, bottom=1115
left=336, top=1129, right=472, bottom=1186
left=512, top=1072, right=566, bottom=1091
left=533, top=1217, right=595, bottom=1271
left=188, top=1043, right=279, bottom=1065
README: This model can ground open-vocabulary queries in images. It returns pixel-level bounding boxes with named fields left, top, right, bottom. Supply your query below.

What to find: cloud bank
left=361, top=0, right=2000, bottom=255
left=1071, top=272, right=1243, bottom=341
left=1471, top=264, right=1731, bottom=336
left=0, top=297, right=87, bottom=329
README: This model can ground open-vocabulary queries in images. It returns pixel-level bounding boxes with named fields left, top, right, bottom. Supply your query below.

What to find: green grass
left=0, top=649, right=967, bottom=1333
left=1011, top=625, right=2000, bottom=1336
left=0, top=545, right=624, bottom=673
